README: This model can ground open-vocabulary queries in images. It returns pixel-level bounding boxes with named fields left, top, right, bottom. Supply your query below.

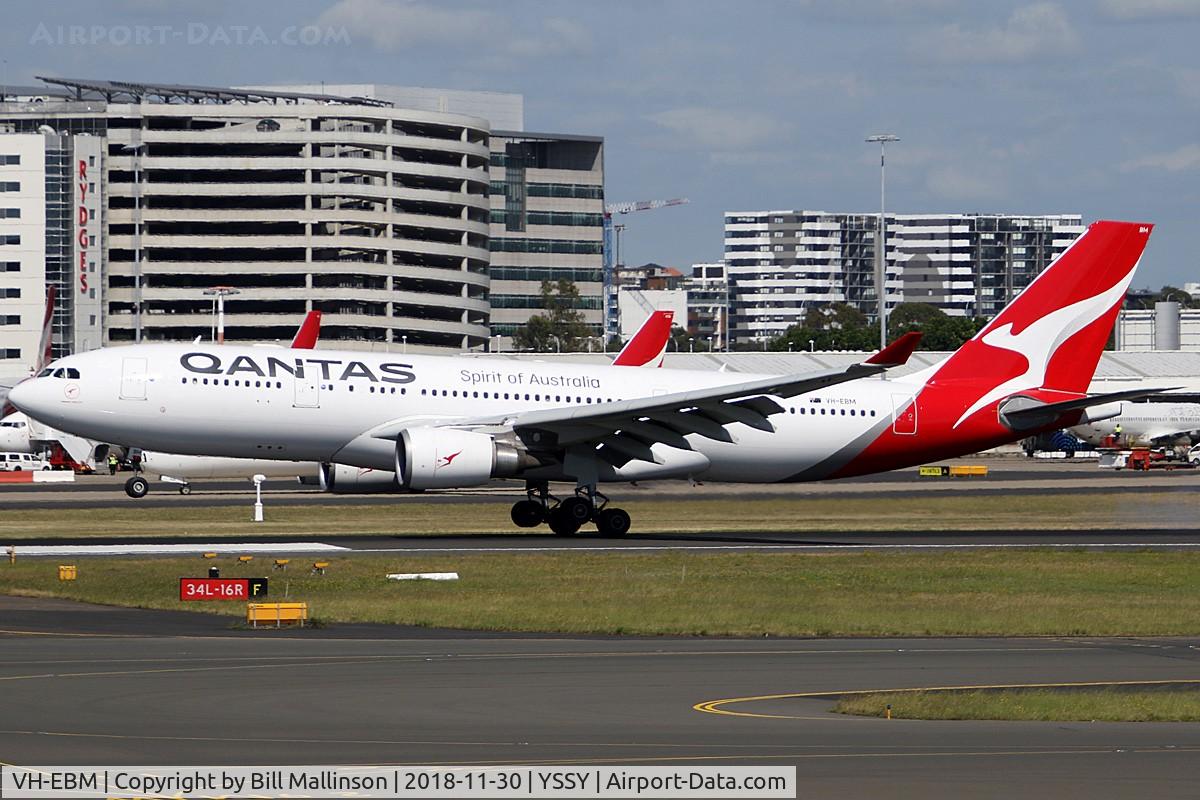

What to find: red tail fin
left=930, top=220, right=1153, bottom=427
left=614, top=310, right=674, bottom=367
left=290, top=310, right=322, bottom=349
left=35, top=285, right=56, bottom=372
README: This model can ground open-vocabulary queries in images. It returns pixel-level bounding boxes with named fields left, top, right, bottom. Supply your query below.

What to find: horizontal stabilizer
left=999, top=387, right=1180, bottom=431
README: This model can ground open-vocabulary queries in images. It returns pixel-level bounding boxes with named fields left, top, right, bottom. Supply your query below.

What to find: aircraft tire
left=510, top=499, right=545, bottom=528
left=124, top=476, right=149, bottom=499
left=558, top=496, right=593, bottom=525
left=596, top=507, right=631, bottom=538
left=548, top=507, right=580, bottom=536
left=179, top=484, right=192, bottom=495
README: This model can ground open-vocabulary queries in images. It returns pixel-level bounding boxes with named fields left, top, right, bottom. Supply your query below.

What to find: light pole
left=866, top=133, right=899, bottom=350
left=688, top=337, right=694, bottom=353
left=202, top=287, right=240, bottom=344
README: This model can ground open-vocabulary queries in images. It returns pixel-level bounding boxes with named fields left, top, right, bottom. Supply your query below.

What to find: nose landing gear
left=124, top=475, right=149, bottom=498
left=509, top=481, right=631, bottom=537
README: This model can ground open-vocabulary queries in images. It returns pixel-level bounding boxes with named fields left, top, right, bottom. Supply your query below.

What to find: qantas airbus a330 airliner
left=10, top=221, right=1158, bottom=536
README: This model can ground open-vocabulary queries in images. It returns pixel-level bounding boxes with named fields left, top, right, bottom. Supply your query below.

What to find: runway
left=11, top=528, right=1200, bottom=557
left=4, top=458, right=1199, bottom=510
left=2, top=597, right=1199, bottom=798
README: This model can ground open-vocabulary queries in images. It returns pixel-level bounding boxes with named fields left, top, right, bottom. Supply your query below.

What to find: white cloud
left=917, top=3, right=1079, bottom=63
left=1123, top=143, right=1200, bottom=172
left=1100, top=0, right=1200, bottom=20
left=506, top=17, right=593, bottom=58
left=925, top=163, right=1006, bottom=201
left=647, top=106, right=781, bottom=152
left=317, top=0, right=493, bottom=50
left=316, top=1, right=589, bottom=58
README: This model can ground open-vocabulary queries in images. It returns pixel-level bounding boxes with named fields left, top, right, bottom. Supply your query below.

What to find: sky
left=3, top=0, right=1198, bottom=289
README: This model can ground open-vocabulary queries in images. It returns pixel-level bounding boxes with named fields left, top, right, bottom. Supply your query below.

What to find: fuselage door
left=891, top=393, right=917, bottom=435
left=120, top=357, right=148, bottom=401
left=294, top=373, right=320, bottom=408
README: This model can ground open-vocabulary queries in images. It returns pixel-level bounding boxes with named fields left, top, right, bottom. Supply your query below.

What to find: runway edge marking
left=694, top=678, right=1200, bottom=720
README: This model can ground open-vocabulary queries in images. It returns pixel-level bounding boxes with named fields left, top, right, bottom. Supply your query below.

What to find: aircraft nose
left=7, top=380, right=46, bottom=417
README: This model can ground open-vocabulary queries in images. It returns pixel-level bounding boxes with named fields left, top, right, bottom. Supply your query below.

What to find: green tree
left=668, top=324, right=690, bottom=352
left=769, top=303, right=876, bottom=351
left=512, top=280, right=592, bottom=352
left=1158, top=286, right=1197, bottom=308
left=888, top=302, right=985, bottom=350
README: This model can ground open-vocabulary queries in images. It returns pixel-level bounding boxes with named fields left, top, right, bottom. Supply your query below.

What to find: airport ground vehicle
left=1100, top=447, right=1197, bottom=471
left=0, top=451, right=51, bottom=471
left=8, top=222, right=1159, bottom=536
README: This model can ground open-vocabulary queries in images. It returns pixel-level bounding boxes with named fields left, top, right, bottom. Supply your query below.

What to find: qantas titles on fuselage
left=178, top=353, right=604, bottom=392
left=180, top=352, right=416, bottom=385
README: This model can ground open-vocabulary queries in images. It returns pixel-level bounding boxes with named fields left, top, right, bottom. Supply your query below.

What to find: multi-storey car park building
left=723, top=210, right=1083, bottom=344
left=262, top=86, right=606, bottom=348
left=0, top=77, right=495, bottom=362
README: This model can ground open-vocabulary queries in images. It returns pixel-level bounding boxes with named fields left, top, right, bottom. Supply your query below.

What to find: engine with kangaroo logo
left=396, top=428, right=532, bottom=490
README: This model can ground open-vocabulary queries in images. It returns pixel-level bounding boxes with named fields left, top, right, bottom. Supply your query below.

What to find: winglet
left=290, top=310, right=322, bottom=349
left=864, top=331, right=922, bottom=367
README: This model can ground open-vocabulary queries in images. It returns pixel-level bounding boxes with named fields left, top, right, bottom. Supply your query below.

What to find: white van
left=0, top=452, right=51, bottom=471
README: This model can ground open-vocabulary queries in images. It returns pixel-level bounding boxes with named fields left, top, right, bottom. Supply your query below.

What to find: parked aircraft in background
left=10, top=222, right=1158, bottom=535
left=1070, top=400, right=1200, bottom=447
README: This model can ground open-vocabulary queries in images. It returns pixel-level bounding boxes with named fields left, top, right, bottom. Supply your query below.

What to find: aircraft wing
left=371, top=332, right=923, bottom=467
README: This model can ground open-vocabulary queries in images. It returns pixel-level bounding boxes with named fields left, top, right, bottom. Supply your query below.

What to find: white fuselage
left=1070, top=401, right=1200, bottom=447
left=15, top=343, right=922, bottom=484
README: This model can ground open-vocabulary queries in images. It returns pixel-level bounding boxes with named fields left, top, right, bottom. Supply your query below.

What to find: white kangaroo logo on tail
left=953, top=262, right=1139, bottom=429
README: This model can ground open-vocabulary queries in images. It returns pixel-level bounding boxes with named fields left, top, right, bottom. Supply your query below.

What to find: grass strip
left=0, top=491, right=1175, bottom=540
left=834, top=688, right=1200, bottom=721
left=5, top=550, right=1200, bottom=636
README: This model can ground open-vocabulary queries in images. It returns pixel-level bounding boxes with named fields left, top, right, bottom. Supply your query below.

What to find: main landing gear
left=510, top=481, right=632, bottom=538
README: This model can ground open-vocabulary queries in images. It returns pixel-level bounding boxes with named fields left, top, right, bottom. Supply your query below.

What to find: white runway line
left=348, top=541, right=1200, bottom=554
left=3, top=542, right=351, bottom=557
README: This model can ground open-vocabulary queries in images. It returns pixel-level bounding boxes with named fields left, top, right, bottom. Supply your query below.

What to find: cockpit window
left=52, top=368, right=65, bottom=378
left=65, top=368, right=80, bottom=379
left=37, top=368, right=52, bottom=377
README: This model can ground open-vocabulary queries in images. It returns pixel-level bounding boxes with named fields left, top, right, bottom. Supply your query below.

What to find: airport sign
left=179, top=578, right=268, bottom=601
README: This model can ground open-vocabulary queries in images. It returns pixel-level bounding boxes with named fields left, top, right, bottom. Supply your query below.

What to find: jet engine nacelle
left=318, top=463, right=403, bottom=493
left=396, top=427, right=528, bottom=490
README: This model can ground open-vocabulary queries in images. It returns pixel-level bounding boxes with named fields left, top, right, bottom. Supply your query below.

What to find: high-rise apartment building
left=723, top=210, right=1083, bottom=343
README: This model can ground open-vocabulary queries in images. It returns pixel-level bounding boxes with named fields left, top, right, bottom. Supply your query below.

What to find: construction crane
left=602, top=197, right=690, bottom=340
